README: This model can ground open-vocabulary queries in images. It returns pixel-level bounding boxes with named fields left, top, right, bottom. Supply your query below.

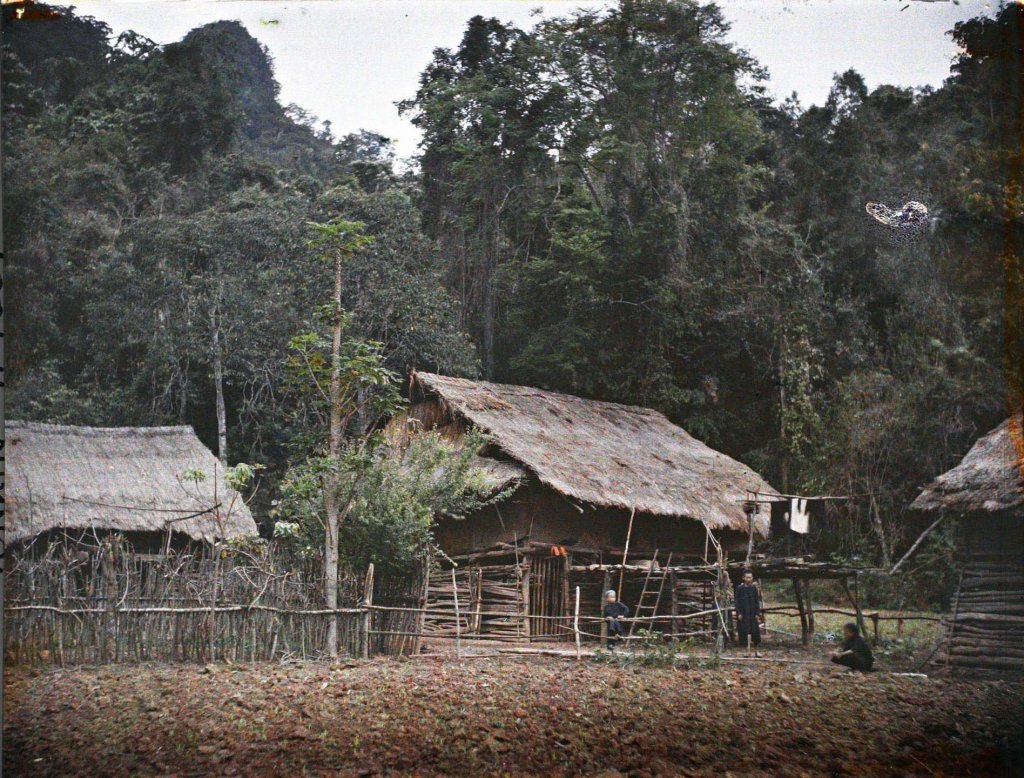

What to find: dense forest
left=4, top=2, right=1021, bottom=600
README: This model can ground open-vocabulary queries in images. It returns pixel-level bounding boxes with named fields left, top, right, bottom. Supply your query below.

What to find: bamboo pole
left=574, top=586, right=581, bottom=661
left=452, top=567, right=462, bottom=659
left=617, top=506, right=637, bottom=597
left=841, top=575, right=869, bottom=643
left=805, top=579, right=815, bottom=638
left=361, top=563, right=374, bottom=659
left=889, top=514, right=946, bottom=575
left=601, top=570, right=610, bottom=645
left=793, top=578, right=809, bottom=646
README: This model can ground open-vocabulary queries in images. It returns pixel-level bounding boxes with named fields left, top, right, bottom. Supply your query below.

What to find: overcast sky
left=72, top=1, right=991, bottom=162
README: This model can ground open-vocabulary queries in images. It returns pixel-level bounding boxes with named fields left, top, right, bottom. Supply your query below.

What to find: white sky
left=71, top=1, right=991, bottom=162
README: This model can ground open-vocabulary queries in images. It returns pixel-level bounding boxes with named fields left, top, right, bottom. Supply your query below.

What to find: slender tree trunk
left=869, top=494, right=892, bottom=570
left=211, top=304, right=228, bottom=467
left=778, top=337, right=789, bottom=494
left=325, top=252, right=344, bottom=658
left=482, top=242, right=496, bottom=380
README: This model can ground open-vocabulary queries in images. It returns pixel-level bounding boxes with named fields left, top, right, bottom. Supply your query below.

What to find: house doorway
left=528, top=554, right=569, bottom=640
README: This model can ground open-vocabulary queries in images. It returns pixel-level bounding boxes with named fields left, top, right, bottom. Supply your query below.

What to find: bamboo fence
left=4, top=539, right=368, bottom=666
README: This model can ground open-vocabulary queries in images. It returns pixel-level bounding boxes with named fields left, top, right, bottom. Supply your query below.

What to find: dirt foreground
left=5, top=657, right=1023, bottom=777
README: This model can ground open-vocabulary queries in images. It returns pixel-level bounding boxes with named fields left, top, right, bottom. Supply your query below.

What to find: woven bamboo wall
left=947, top=515, right=1024, bottom=674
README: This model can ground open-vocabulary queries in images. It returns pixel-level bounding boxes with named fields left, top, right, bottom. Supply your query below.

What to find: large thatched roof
left=911, top=416, right=1024, bottom=514
left=411, top=372, right=775, bottom=534
left=6, top=421, right=259, bottom=544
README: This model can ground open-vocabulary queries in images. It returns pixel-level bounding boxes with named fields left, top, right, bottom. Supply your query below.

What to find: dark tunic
left=734, top=582, right=762, bottom=643
left=833, top=635, right=874, bottom=671
left=604, top=601, right=628, bottom=639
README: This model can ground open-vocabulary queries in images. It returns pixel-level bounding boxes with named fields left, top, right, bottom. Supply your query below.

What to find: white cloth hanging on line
left=789, top=498, right=810, bottom=534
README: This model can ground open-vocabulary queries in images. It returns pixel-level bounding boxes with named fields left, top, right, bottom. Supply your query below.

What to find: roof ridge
left=6, top=420, right=196, bottom=437
left=414, top=372, right=666, bottom=418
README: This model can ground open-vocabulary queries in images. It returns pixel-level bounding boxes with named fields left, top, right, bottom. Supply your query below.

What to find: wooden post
left=793, top=578, right=809, bottom=646
left=209, top=550, right=220, bottom=663
left=361, top=563, right=374, bottom=659
left=451, top=567, right=462, bottom=659
left=521, top=561, right=531, bottom=640
left=871, top=611, right=880, bottom=644
left=852, top=574, right=867, bottom=643
left=804, top=579, right=815, bottom=638
left=574, top=586, right=581, bottom=661
left=618, top=506, right=636, bottom=597
left=842, top=575, right=868, bottom=643
left=562, top=554, right=571, bottom=642
left=670, top=571, right=679, bottom=640
left=102, top=546, right=115, bottom=664
left=470, top=568, right=483, bottom=635
left=601, top=569, right=610, bottom=645
left=413, top=558, right=429, bottom=655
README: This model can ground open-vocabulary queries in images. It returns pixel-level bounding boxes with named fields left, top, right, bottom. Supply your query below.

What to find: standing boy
left=603, top=590, right=629, bottom=650
left=734, top=570, right=764, bottom=657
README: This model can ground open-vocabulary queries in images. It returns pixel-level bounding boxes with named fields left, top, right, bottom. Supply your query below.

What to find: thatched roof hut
left=6, top=421, right=259, bottom=546
left=397, top=373, right=778, bottom=642
left=409, top=371, right=773, bottom=535
left=910, top=415, right=1024, bottom=514
left=910, top=415, right=1024, bottom=674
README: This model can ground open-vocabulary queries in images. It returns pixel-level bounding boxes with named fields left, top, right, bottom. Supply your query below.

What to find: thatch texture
left=411, top=372, right=775, bottom=534
left=911, top=416, right=1024, bottom=514
left=471, top=456, right=529, bottom=496
left=6, top=421, right=259, bottom=544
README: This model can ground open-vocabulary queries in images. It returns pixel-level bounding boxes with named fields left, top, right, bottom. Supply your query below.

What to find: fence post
left=574, top=586, right=581, bottom=661
left=361, top=563, right=374, bottom=659
left=451, top=567, right=462, bottom=659
left=209, top=551, right=220, bottom=663
left=601, top=570, right=610, bottom=646
left=413, top=557, right=430, bottom=655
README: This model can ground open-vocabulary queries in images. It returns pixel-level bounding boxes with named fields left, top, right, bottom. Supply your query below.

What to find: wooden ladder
left=629, top=551, right=672, bottom=636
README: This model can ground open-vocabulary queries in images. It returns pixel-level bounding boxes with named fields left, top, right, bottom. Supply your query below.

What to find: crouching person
left=831, top=622, right=874, bottom=672
left=603, top=590, right=629, bottom=650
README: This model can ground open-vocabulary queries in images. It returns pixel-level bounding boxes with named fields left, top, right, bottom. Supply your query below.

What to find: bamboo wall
left=947, top=515, right=1024, bottom=674
left=419, top=552, right=720, bottom=643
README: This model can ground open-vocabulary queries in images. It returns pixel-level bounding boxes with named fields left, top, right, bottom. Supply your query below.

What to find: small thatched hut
left=911, top=415, right=1024, bottom=673
left=6, top=421, right=259, bottom=554
left=389, top=372, right=777, bottom=639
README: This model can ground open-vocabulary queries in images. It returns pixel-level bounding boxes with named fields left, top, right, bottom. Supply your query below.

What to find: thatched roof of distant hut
left=911, top=415, right=1024, bottom=514
left=410, top=372, right=775, bottom=535
left=6, top=421, right=259, bottom=545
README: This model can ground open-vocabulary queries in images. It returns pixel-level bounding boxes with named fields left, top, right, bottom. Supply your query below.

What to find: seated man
left=831, top=622, right=874, bottom=672
left=603, top=589, right=629, bottom=650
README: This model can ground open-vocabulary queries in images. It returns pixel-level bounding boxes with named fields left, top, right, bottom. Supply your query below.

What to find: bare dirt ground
left=5, top=648, right=1023, bottom=778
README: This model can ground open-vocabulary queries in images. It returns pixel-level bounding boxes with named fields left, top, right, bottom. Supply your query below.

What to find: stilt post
left=574, top=586, right=581, bottom=661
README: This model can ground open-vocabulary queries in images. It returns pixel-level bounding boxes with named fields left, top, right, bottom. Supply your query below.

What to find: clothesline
left=737, top=489, right=891, bottom=502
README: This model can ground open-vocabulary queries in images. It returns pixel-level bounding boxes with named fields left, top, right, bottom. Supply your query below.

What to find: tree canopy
left=4, top=1, right=1019, bottom=602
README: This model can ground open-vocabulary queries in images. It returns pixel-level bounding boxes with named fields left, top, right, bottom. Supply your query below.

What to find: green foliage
left=275, top=430, right=506, bottom=575
left=306, top=217, right=376, bottom=260
left=3, top=2, right=1016, bottom=601
left=225, top=462, right=264, bottom=491
left=181, top=468, right=208, bottom=485
left=593, top=630, right=694, bottom=668
left=3, top=8, right=477, bottom=531
left=281, top=323, right=403, bottom=445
